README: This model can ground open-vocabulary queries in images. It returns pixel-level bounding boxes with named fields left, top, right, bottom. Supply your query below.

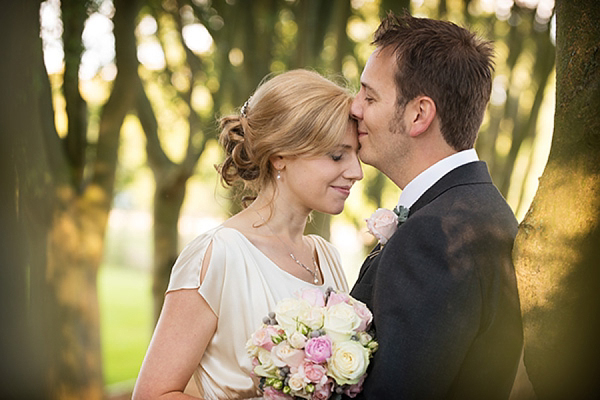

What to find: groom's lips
left=357, top=129, right=368, bottom=139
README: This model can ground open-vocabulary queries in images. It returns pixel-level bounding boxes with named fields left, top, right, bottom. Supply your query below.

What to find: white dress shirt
left=397, top=149, right=479, bottom=209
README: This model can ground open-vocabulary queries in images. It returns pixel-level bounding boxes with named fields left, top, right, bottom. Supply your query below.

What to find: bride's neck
left=250, top=194, right=309, bottom=242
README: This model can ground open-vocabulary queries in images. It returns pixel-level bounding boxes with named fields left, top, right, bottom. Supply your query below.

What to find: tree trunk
left=0, top=0, right=53, bottom=397
left=151, top=172, right=188, bottom=321
left=61, top=0, right=88, bottom=187
left=46, top=192, right=107, bottom=400
left=513, top=1, right=600, bottom=399
left=41, top=0, right=143, bottom=397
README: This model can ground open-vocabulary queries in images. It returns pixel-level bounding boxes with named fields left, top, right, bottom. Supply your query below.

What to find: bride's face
left=278, top=125, right=363, bottom=215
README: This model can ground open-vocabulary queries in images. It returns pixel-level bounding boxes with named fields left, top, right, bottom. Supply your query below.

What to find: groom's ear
left=407, top=96, right=436, bottom=138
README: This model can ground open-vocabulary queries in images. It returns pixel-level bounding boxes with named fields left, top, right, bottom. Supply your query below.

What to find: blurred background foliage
left=30, top=0, right=557, bottom=397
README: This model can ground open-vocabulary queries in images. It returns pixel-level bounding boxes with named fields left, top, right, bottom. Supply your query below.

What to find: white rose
left=327, top=341, right=370, bottom=385
left=246, top=337, right=259, bottom=357
left=365, top=208, right=398, bottom=245
left=299, top=306, right=326, bottom=331
left=288, top=372, right=306, bottom=393
left=288, top=332, right=307, bottom=349
left=275, top=298, right=311, bottom=335
left=254, top=348, right=278, bottom=378
left=323, top=302, right=361, bottom=342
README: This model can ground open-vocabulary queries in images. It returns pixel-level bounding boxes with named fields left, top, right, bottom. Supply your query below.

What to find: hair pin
left=240, top=97, right=251, bottom=118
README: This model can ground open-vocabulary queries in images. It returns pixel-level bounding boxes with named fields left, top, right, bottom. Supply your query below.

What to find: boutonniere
left=365, top=206, right=409, bottom=246
left=364, top=210, right=393, bottom=246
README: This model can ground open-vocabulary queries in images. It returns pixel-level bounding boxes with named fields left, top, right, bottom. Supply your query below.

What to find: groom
left=348, top=12, right=523, bottom=399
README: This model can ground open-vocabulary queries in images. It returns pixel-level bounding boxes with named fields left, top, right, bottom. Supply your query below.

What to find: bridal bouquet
left=246, top=287, right=378, bottom=400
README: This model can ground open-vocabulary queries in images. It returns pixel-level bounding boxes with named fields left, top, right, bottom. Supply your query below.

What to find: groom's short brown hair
left=373, top=11, right=494, bottom=151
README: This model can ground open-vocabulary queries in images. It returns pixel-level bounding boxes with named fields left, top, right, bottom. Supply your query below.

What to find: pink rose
left=365, top=208, right=398, bottom=245
left=252, top=325, right=284, bottom=351
left=303, top=362, right=327, bottom=384
left=343, top=374, right=366, bottom=398
left=263, top=386, right=293, bottom=400
left=299, top=288, right=326, bottom=307
left=326, top=291, right=351, bottom=307
left=272, top=343, right=305, bottom=369
left=353, top=301, right=373, bottom=331
left=304, top=336, right=332, bottom=364
left=313, top=378, right=334, bottom=400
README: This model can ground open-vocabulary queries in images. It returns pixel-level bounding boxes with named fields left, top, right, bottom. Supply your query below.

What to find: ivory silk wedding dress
left=167, top=225, right=349, bottom=399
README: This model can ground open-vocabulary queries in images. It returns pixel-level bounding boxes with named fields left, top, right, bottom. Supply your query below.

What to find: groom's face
left=351, top=47, right=410, bottom=174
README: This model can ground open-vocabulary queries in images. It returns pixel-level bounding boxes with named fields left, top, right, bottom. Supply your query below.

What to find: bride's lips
left=332, top=185, right=352, bottom=197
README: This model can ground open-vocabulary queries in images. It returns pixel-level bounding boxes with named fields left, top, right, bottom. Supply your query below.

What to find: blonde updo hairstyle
left=217, top=69, right=353, bottom=202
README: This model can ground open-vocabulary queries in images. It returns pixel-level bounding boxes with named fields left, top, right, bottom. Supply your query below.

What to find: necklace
left=253, top=208, right=320, bottom=284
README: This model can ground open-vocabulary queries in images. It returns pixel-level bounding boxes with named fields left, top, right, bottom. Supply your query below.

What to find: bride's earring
left=276, top=170, right=281, bottom=180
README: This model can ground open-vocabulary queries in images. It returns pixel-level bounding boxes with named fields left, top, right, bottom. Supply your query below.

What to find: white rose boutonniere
left=365, top=208, right=399, bottom=245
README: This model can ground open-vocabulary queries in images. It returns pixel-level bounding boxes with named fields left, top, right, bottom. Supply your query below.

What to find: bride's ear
left=269, top=155, right=285, bottom=171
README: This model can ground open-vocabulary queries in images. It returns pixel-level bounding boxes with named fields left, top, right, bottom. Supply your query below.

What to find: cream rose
left=253, top=348, right=279, bottom=378
left=300, top=306, right=326, bottom=331
left=287, top=372, right=306, bottom=392
left=288, top=331, right=307, bottom=349
left=327, top=341, right=370, bottom=385
left=275, top=297, right=311, bottom=335
left=365, top=208, right=398, bottom=245
left=323, top=302, right=361, bottom=342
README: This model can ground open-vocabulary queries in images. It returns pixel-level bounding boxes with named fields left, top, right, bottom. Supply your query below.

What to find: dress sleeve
left=166, top=228, right=227, bottom=316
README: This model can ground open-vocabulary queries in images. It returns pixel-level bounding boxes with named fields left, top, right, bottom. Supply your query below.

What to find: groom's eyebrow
left=360, top=81, right=379, bottom=98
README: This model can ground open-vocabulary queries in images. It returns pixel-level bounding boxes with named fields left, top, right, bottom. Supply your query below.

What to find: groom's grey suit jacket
left=350, top=161, right=523, bottom=400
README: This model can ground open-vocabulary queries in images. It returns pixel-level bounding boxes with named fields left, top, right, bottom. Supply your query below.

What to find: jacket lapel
left=354, top=161, right=493, bottom=284
left=409, top=161, right=492, bottom=216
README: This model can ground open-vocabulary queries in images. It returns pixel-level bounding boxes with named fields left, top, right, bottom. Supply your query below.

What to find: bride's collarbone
left=252, top=233, right=321, bottom=283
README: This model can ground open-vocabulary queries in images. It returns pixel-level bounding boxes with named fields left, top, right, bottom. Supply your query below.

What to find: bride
left=133, top=69, right=363, bottom=399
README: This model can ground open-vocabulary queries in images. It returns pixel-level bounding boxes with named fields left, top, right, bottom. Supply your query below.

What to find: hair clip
left=240, top=97, right=251, bottom=118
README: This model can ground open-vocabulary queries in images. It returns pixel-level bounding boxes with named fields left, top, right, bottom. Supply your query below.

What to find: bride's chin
left=315, top=204, right=345, bottom=216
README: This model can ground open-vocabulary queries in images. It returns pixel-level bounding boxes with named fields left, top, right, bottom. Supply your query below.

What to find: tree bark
left=0, top=1, right=53, bottom=397
left=513, top=0, right=600, bottom=399
left=61, top=0, right=89, bottom=187
left=41, top=0, right=143, bottom=398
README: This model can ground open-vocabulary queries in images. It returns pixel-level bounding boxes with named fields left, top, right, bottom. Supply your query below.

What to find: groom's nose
left=350, top=95, right=363, bottom=121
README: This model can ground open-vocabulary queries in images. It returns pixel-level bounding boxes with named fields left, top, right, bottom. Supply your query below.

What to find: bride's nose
left=345, top=156, right=363, bottom=182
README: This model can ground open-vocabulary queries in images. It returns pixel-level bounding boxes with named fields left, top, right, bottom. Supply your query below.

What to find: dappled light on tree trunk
left=513, top=0, right=600, bottom=398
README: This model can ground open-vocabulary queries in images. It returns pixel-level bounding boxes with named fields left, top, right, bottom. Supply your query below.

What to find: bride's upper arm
left=133, top=242, right=217, bottom=399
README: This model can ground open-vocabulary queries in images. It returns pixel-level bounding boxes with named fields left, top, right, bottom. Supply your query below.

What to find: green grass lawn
left=98, top=265, right=153, bottom=390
